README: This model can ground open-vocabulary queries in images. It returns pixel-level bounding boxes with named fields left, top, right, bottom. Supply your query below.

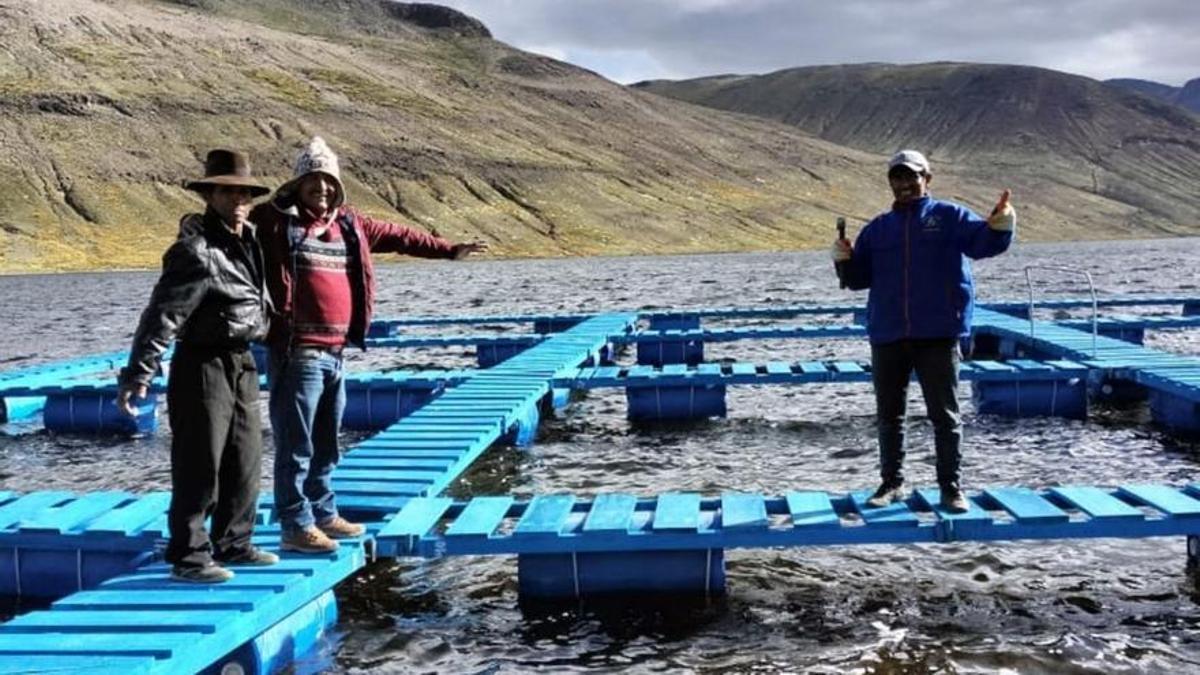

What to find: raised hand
left=987, top=189, right=1016, bottom=231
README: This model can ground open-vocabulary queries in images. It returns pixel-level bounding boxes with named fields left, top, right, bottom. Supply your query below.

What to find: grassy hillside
left=2, top=3, right=1197, bottom=272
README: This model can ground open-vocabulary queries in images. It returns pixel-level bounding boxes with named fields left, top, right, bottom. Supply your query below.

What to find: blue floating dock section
left=0, top=350, right=131, bottom=425
left=1, top=296, right=1198, bottom=670
left=557, top=358, right=1089, bottom=421
left=973, top=307, right=1200, bottom=431
left=374, top=484, right=1200, bottom=597
left=365, top=333, right=547, bottom=367
left=333, top=313, right=636, bottom=521
left=0, top=490, right=364, bottom=674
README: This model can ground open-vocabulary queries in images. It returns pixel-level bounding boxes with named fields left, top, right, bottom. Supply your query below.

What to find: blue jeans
left=268, top=348, right=346, bottom=532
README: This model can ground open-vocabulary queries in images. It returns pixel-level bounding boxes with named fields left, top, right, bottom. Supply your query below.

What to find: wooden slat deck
left=374, top=484, right=1200, bottom=557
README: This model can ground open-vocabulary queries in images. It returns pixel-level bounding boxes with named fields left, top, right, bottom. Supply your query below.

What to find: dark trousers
left=870, top=338, right=962, bottom=489
left=165, top=345, right=262, bottom=568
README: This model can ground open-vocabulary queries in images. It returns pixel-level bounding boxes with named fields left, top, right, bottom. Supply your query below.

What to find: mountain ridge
left=1, top=2, right=1197, bottom=273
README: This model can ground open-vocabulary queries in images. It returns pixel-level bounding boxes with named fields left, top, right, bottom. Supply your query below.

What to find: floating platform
left=373, top=484, right=1200, bottom=597
left=1, top=297, right=1198, bottom=672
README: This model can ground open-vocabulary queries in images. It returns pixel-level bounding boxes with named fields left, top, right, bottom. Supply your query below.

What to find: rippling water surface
left=2, top=239, right=1200, bottom=673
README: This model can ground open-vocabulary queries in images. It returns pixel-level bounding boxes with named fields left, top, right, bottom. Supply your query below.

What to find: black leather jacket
left=120, top=209, right=270, bottom=387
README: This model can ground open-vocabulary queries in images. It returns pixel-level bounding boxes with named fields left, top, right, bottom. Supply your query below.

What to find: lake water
left=2, top=239, right=1199, bottom=673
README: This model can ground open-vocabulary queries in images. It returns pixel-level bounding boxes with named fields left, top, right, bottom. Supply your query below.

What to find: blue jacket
left=842, top=195, right=1014, bottom=345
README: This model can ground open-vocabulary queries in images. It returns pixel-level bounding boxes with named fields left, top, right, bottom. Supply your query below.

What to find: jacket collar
left=202, top=207, right=256, bottom=243
left=891, top=194, right=932, bottom=214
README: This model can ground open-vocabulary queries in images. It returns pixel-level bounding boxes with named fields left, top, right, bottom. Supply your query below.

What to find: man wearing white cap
left=832, top=149, right=1015, bottom=513
left=253, top=137, right=487, bottom=553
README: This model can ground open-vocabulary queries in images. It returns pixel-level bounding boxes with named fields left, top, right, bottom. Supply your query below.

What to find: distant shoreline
left=3, top=235, right=1197, bottom=278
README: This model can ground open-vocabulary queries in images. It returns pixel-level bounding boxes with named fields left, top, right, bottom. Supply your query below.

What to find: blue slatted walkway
left=558, top=358, right=1089, bottom=389
left=366, top=333, right=545, bottom=349
left=1059, top=315, right=1200, bottom=331
left=332, top=313, right=636, bottom=515
left=615, top=324, right=866, bottom=344
left=0, top=369, right=463, bottom=399
left=0, top=535, right=363, bottom=674
left=975, top=308, right=1200, bottom=401
left=976, top=308, right=1200, bottom=367
left=375, top=484, right=1200, bottom=557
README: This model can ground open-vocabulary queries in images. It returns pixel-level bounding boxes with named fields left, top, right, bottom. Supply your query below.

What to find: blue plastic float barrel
left=342, top=386, right=440, bottom=430
left=42, top=391, right=157, bottom=435
left=518, top=550, right=725, bottom=598
left=626, top=385, right=727, bottom=421
left=206, top=591, right=338, bottom=675
left=1149, top=390, right=1200, bottom=436
left=637, top=315, right=703, bottom=366
left=972, top=379, right=1087, bottom=419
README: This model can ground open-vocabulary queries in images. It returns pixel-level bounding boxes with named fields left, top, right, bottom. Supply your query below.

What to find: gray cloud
left=435, top=0, right=1200, bottom=85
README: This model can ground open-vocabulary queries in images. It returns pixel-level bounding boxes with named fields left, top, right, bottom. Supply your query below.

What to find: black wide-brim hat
left=184, top=149, right=270, bottom=197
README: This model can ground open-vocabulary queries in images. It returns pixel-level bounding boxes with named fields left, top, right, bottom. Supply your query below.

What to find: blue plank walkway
left=0, top=536, right=364, bottom=674
left=333, top=313, right=636, bottom=514
left=374, top=484, right=1200, bottom=557
left=975, top=308, right=1200, bottom=404
left=558, top=358, right=1089, bottom=389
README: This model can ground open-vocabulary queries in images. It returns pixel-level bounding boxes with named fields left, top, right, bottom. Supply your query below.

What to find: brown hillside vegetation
left=1, top=3, right=1196, bottom=272
left=636, top=63, right=1200, bottom=242
left=0, top=0, right=889, bottom=272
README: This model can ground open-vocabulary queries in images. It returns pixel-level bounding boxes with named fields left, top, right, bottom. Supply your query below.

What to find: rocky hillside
left=1107, top=77, right=1200, bottom=114
left=0, top=0, right=897, bottom=272
left=636, top=63, right=1200, bottom=241
left=2, top=3, right=1197, bottom=272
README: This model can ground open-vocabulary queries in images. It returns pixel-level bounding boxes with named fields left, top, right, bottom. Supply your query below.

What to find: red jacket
left=252, top=202, right=458, bottom=350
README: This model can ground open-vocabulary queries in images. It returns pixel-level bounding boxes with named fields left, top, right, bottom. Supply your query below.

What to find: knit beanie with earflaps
left=275, top=136, right=346, bottom=211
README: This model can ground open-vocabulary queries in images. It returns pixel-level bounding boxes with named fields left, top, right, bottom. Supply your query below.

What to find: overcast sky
left=436, top=0, right=1199, bottom=86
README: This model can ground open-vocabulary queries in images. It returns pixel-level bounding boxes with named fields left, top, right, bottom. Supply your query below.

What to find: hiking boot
left=940, top=486, right=970, bottom=514
left=216, top=547, right=280, bottom=566
left=317, top=515, right=366, bottom=539
left=171, top=563, right=234, bottom=584
left=866, top=481, right=906, bottom=508
left=281, top=526, right=339, bottom=554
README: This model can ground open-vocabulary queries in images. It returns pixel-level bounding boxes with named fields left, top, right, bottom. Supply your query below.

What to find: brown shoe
left=317, top=516, right=366, bottom=539
left=281, top=526, right=338, bottom=554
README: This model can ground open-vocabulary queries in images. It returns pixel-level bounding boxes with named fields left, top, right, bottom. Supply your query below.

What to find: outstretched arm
left=357, top=209, right=487, bottom=259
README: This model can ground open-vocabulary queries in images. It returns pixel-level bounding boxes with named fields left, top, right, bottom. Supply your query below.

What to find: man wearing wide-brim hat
left=118, top=149, right=280, bottom=583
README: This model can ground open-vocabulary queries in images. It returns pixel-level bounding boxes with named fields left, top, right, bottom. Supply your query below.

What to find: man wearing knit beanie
left=252, top=136, right=487, bottom=553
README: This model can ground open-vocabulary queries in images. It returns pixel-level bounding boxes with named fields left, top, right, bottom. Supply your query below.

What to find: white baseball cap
left=888, top=149, right=931, bottom=175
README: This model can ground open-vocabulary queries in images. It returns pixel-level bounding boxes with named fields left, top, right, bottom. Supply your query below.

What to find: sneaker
left=216, top=547, right=280, bottom=566
left=281, top=526, right=339, bottom=554
left=866, top=481, right=906, bottom=508
left=317, top=516, right=366, bottom=539
left=940, top=486, right=970, bottom=514
left=171, top=563, right=234, bottom=584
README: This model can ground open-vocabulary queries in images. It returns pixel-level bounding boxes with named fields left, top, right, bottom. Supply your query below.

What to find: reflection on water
left=2, top=239, right=1200, bottom=672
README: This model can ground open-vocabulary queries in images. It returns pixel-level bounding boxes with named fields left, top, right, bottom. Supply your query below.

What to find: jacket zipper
left=904, top=207, right=911, bottom=336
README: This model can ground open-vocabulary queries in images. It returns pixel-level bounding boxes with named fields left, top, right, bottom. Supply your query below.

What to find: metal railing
left=1024, top=265, right=1098, bottom=358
